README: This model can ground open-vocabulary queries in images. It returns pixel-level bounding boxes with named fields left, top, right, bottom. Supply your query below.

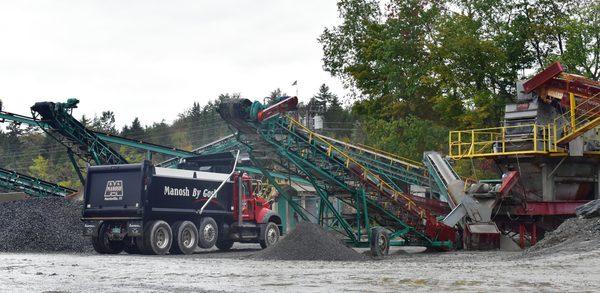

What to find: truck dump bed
left=83, top=161, right=235, bottom=220
left=83, top=163, right=148, bottom=218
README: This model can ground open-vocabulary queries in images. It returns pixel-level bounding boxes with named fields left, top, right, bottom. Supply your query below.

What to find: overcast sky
left=0, top=0, right=345, bottom=128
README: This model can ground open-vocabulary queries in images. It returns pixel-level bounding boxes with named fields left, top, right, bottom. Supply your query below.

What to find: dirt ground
left=1, top=244, right=599, bottom=292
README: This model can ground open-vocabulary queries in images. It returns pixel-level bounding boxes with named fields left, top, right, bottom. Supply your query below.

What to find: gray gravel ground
left=1, top=246, right=599, bottom=292
left=2, top=198, right=599, bottom=291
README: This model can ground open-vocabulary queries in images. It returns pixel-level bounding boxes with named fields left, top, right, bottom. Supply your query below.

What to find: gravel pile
left=253, top=222, right=367, bottom=261
left=0, top=197, right=92, bottom=253
left=525, top=216, right=600, bottom=257
left=576, top=199, right=600, bottom=218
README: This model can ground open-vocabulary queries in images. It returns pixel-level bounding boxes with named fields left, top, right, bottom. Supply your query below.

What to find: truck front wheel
left=170, top=221, right=198, bottom=255
left=260, top=222, right=280, bottom=249
left=92, top=223, right=124, bottom=254
left=197, top=217, right=218, bottom=249
left=142, top=220, right=173, bottom=255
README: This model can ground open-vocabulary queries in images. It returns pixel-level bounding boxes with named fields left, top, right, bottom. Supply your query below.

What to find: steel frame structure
left=0, top=167, right=76, bottom=197
left=220, top=99, right=455, bottom=249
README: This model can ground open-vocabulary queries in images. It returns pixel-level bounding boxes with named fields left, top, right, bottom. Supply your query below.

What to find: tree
left=80, top=115, right=90, bottom=127
left=320, top=0, right=597, bottom=129
left=91, top=111, right=117, bottom=134
left=560, top=3, right=600, bottom=79
left=121, top=117, right=145, bottom=139
left=266, top=88, right=287, bottom=104
left=354, top=116, right=448, bottom=161
left=29, top=155, right=51, bottom=181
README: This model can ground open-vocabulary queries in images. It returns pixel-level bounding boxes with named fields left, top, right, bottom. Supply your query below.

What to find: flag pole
left=292, top=80, right=298, bottom=97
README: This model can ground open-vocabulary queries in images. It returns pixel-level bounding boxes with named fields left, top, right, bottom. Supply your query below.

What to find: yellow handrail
left=554, top=92, right=600, bottom=144
left=448, top=123, right=555, bottom=159
left=285, top=115, right=429, bottom=220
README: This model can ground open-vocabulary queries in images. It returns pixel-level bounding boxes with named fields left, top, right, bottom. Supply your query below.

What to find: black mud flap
left=127, top=220, right=143, bottom=237
left=83, top=221, right=102, bottom=237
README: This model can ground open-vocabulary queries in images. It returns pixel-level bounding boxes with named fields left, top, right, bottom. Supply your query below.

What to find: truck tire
left=170, top=221, right=198, bottom=255
left=259, top=222, right=280, bottom=249
left=215, top=239, right=234, bottom=251
left=141, top=220, right=173, bottom=255
left=91, top=223, right=124, bottom=254
left=197, top=217, right=218, bottom=249
left=370, top=227, right=390, bottom=257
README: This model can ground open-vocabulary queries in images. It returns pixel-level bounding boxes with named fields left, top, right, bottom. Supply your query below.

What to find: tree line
left=0, top=88, right=356, bottom=190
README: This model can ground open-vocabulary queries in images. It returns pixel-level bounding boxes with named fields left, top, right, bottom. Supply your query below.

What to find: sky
left=0, top=0, right=345, bottom=128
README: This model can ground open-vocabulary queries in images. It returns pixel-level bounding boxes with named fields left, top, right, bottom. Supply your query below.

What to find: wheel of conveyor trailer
left=170, top=221, right=198, bottom=255
left=91, top=223, right=125, bottom=254
left=370, top=227, right=390, bottom=257
left=139, top=220, right=173, bottom=255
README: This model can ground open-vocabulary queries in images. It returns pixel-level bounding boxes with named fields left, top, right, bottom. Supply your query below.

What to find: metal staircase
left=555, top=92, right=600, bottom=145
left=219, top=97, right=455, bottom=249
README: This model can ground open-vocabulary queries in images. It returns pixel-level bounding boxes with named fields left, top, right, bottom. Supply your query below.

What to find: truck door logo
left=104, top=180, right=123, bottom=201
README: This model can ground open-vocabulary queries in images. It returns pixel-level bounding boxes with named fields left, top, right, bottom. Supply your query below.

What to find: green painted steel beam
left=284, top=151, right=359, bottom=243
left=235, top=166, right=311, bottom=185
left=0, top=112, right=41, bottom=127
left=0, top=110, right=217, bottom=161
left=0, top=167, right=76, bottom=197
left=97, top=133, right=197, bottom=158
left=246, top=152, right=309, bottom=222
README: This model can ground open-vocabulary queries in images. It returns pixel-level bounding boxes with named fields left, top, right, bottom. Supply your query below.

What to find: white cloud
left=0, top=0, right=345, bottom=128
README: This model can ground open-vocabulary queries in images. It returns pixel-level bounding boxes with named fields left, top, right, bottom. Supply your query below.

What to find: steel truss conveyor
left=2, top=99, right=241, bottom=184
left=0, top=167, right=76, bottom=197
left=218, top=96, right=456, bottom=252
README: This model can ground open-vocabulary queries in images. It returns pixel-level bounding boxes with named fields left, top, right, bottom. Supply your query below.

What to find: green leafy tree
left=355, top=116, right=448, bottom=161
left=560, top=3, right=599, bottom=79
left=29, top=155, right=51, bottom=182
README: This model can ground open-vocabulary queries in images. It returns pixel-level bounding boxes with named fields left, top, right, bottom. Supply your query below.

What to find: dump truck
left=81, top=152, right=282, bottom=255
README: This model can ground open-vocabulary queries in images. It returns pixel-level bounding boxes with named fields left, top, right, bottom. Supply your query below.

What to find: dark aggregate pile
left=0, top=197, right=92, bottom=253
left=525, top=216, right=600, bottom=257
left=576, top=199, right=600, bottom=219
left=253, top=222, right=367, bottom=261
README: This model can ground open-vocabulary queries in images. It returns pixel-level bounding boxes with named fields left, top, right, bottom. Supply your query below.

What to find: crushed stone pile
left=576, top=199, right=600, bottom=219
left=0, top=197, right=92, bottom=253
left=252, top=222, right=367, bottom=261
left=525, top=216, right=600, bottom=257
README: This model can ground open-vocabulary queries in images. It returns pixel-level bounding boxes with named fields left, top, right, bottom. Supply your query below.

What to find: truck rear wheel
left=141, top=220, right=172, bottom=255
left=215, top=239, right=234, bottom=251
left=92, top=223, right=124, bottom=254
left=170, top=221, right=198, bottom=255
left=197, top=217, right=218, bottom=249
left=259, top=222, right=279, bottom=249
